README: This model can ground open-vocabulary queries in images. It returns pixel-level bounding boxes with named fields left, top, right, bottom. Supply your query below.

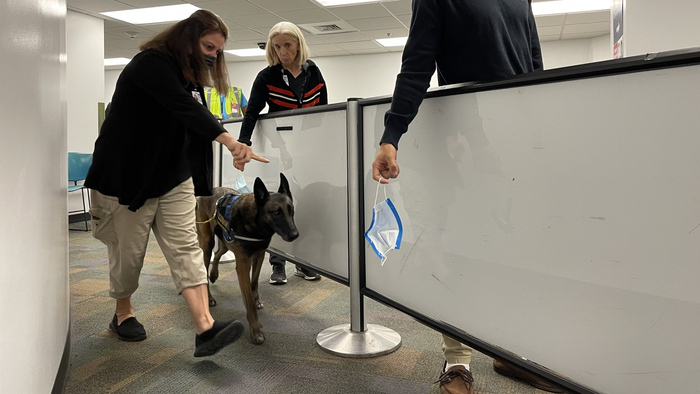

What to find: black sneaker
left=269, top=263, right=287, bottom=285
left=194, top=320, right=245, bottom=357
left=109, top=314, right=147, bottom=342
left=294, top=266, right=321, bottom=281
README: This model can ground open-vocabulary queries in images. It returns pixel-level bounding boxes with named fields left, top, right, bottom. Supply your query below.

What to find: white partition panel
left=362, top=64, right=700, bottom=393
left=222, top=109, right=349, bottom=280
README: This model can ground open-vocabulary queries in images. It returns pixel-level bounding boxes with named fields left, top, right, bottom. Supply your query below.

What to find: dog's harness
left=215, top=194, right=265, bottom=243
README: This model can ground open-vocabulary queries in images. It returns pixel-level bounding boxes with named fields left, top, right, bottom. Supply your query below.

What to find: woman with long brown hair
left=85, top=10, right=267, bottom=357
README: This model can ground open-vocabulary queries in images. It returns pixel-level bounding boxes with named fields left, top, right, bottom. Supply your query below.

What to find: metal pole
left=316, top=98, right=401, bottom=357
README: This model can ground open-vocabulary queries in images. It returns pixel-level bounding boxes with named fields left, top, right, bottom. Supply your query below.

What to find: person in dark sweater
left=84, top=10, right=267, bottom=357
left=370, top=1, right=561, bottom=394
left=237, top=21, right=328, bottom=285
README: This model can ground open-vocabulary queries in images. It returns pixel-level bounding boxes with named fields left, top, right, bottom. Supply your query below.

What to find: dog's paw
left=251, top=331, right=265, bottom=345
left=255, top=300, right=264, bottom=310
left=209, top=268, right=219, bottom=283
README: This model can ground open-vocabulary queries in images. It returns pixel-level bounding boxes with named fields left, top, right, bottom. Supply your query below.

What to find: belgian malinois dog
left=195, top=173, right=298, bottom=344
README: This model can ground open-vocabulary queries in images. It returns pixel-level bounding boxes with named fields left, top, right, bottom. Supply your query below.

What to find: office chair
left=68, top=152, right=93, bottom=231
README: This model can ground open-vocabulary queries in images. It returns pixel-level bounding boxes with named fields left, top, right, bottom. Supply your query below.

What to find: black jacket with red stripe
left=238, top=59, right=327, bottom=146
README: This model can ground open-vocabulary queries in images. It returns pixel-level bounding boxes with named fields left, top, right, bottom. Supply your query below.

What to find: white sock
left=445, top=362, right=470, bottom=372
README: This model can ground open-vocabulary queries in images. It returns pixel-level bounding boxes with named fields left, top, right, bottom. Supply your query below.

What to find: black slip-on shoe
left=109, top=314, right=147, bottom=342
left=194, top=320, right=245, bottom=357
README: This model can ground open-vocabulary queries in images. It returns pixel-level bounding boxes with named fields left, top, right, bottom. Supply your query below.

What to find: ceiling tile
left=309, top=43, right=343, bottom=53
left=228, top=29, right=268, bottom=41
left=538, top=35, right=562, bottom=42
left=319, top=31, right=369, bottom=43
left=349, top=47, right=389, bottom=55
left=566, top=11, right=610, bottom=24
left=249, top=0, right=320, bottom=12
left=535, top=14, right=565, bottom=27
left=118, top=0, right=188, bottom=7
left=537, top=25, right=562, bottom=37
left=362, top=27, right=408, bottom=40
left=276, top=8, right=339, bottom=25
left=335, top=40, right=384, bottom=51
left=104, top=25, right=155, bottom=38
left=563, top=32, right=610, bottom=40
left=396, top=14, right=411, bottom=26
left=382, top=0, right=412, bottom=16
left=199, top=0, right=267, bottom=17
left=564, top=21, right=610, bottom=35
left=227, top=13, right=285, bottom=29
left=68, top=0, right=135, bottom=13
left=326, top=4, right=391, bottom=20
left=344, top=16, right=403, bottom=31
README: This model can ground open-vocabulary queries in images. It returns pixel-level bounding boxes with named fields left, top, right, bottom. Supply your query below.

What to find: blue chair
left=68, top=152, right=93, bottom=231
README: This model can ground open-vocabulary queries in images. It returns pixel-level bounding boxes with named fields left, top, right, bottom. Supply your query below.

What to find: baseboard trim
left=52, top=321, right=71, bottom=394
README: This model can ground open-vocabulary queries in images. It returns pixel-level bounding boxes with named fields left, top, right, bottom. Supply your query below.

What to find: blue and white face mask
left=364, top=179, right=403, bottom=265
left=234, top=173, right=252, bottom=194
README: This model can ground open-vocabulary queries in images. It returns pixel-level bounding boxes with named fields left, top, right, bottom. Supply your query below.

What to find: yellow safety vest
left=207, top=87, right=243, bottom=119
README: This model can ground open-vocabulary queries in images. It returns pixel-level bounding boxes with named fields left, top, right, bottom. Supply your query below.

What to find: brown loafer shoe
left=493, top=358, right=564, bottom=393
left=436, top=364, right=474, bottom=394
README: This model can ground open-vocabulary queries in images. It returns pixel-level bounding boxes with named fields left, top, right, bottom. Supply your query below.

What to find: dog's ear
left=254, top=177, right=269, bottom=203
left=278, top=173, right=292, bottom=202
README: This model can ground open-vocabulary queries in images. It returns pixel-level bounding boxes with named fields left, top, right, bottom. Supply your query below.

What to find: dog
left=195, top=173, right=299, bottom=344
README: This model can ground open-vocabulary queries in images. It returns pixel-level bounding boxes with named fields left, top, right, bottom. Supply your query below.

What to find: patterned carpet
left=66, top=225, right=552, bottom=394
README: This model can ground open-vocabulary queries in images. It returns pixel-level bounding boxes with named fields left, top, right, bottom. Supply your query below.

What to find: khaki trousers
left=442, top=334, right=473, bottom=365
left=89, top=179, right=207, bottom=298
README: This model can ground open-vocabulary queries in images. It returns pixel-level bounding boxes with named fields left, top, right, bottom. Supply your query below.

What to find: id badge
left=192, top=90, right=203, bottom=105
left=231, top=102, right=239, bottom=114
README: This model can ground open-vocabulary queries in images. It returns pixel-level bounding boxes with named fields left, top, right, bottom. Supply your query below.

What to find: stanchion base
left=317, top=323, right=401, bottom=358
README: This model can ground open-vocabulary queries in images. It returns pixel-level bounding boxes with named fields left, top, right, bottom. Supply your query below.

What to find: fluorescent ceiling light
left=225, top=48, right=266, bottom=57
left=104, top=57, right=131, bottom=66
left=376, top=37, right=408, bottom=47
left=313, top=0, right=384, bottom=7
left=101, top=4, right=200, bottom=25
left=532, top=0, right=611, bottom=16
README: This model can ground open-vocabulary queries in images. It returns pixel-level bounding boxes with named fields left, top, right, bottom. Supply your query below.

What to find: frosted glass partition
left=221, top=106, right=349, bottom=282
left=361, top=63, right=700, bottom=393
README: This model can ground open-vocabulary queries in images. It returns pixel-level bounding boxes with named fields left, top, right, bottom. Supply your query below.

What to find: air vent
left=313, top=24, right=342, bottom=32
left=298, top=21, right=357, bottom=35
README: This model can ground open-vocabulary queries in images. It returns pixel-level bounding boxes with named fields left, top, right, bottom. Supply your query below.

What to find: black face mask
left=204, top=54, right=216, bottom=69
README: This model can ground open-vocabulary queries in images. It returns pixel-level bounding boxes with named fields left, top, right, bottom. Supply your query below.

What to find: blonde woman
left=237, top=21, right=328, bottom=284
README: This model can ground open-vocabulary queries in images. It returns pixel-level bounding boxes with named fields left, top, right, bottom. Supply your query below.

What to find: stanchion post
left=316, top=98, right=401, bottom=357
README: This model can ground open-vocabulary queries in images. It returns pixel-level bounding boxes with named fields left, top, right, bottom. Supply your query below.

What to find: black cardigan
left=381, top=0, right=543, bottom=149
left=238, top=60, right=327, bottom=146
left=85, top=49, right=226, bottom=211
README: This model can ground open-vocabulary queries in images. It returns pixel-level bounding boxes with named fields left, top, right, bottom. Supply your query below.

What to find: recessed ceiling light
left=101, top=4, right=200, bottom=25
left=313, top=0, right=386, bottom=7
left=376, top=37, right=408, bottom=47
left=225, top=48, right=266, bottom=57
left=104, top=57, right=131, bottom=66
left=532, top=0, right=611, bottom=16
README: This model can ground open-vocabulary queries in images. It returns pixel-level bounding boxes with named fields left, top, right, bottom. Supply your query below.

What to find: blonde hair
left=265, top=22, right=310, bottom=67
left=140, top=9, right=230, bottom=92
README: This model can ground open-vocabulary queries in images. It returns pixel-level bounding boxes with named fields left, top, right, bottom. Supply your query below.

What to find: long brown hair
left=140, top=9, right=229, bottom=92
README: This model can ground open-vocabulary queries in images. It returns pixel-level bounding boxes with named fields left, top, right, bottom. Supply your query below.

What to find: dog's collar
left=216, top=194, right=267, bottom=243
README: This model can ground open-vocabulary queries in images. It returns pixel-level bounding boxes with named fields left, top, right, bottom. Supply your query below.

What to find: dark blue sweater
left=382, top=0, right=543, bottom=148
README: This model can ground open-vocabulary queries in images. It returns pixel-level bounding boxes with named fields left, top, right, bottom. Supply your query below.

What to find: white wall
left=0, top=0, right=68, bottom=393
left=67, top=11, right=104, bottom=153
left=540, top=35, right=611, bottom=69
left=625, top=0, right=700, bottom=56
left=67, top=11, right=103, bottom=213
